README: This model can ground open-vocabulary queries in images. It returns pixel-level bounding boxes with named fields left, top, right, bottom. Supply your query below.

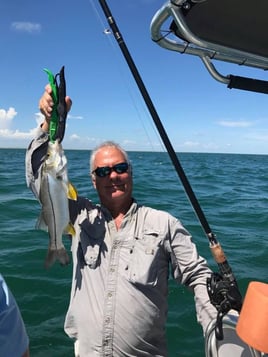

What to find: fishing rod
left=97, top=0, right=242, bottom=338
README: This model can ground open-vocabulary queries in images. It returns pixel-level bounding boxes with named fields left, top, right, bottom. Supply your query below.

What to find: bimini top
left=150, top=0, right=268, bottom=94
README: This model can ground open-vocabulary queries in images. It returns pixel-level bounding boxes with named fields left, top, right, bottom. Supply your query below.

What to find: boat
left=98, top=1, right=268, bottom=355
left=149, top=1, right=268, bottom=356
left=150, top=0, right=268, bottom=94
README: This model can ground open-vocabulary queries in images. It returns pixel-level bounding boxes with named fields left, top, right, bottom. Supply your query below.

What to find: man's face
left=92, top=147, right=132, bottom=207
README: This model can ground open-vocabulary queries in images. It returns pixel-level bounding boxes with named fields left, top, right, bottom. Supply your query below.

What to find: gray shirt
left=26, top=129, right=217, bottom=357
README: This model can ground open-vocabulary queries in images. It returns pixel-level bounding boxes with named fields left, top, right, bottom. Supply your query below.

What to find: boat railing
left=150, top=0, right=268, bottom=94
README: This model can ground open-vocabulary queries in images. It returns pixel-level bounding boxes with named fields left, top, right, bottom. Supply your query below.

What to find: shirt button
left=108, top=292, right=113, bottom=298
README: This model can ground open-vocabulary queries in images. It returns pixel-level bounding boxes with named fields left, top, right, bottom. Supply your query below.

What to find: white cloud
left=245, top=131, right=268, bottom=142
left=70, top=134, right=80, bottom=140
left=218, top=120, right=253, bottom=128
left=0, top=107, right=17, bottom=129
left=122, top=139, right=136, bottom=146
left=0, top=108, right=90, bottom=149
left=35, top=112, right=45, bottom=126
left=11, top=22, right=41, bottom=34
left=182, top=141, right=200, bottom=148
left=0, top=108, right=41, bottom=142
left=68, top=114, right=84, bottom=120
left=0, top=128, right=37, bottom=139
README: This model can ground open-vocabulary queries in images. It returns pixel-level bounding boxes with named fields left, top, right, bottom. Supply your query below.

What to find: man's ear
left=91, top=174, right=97, bottom=189
left=129, top=163, right=133, bottom=176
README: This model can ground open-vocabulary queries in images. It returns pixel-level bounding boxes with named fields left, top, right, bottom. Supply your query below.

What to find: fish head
left=44, top=140, right=67, bottom=178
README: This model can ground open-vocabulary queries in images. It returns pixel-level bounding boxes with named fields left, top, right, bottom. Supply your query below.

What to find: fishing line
left=85, top=0, right=244, bottom=340
left=88, top=0, right=166, bottom=153
left=97, top=0, right=213, bottom=236
left=96, top=1, right=244, bottom=315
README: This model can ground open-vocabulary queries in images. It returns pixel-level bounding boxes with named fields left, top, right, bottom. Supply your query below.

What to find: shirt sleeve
left=0, top=275, right=29, bottom=357
left=168, top=219, right=217, bottom=333
left=25, top=126, right=49, bottom=199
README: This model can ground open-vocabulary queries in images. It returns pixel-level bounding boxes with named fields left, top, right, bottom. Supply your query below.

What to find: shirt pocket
left=79, top=217, right=106, bottom=269
left=128, top=229, right=163, bottom=287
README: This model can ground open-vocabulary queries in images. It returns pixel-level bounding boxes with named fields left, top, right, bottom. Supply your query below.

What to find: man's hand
left=39, top=84, right=72, bottom=132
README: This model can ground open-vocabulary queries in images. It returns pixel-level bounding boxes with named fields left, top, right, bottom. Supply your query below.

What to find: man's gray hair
left=90, top=141, right=130, bottom=174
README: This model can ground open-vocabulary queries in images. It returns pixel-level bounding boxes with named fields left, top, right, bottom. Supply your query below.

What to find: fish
left=37, top=139, right=77, bottom=268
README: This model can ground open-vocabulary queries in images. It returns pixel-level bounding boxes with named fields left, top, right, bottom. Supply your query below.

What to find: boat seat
left=150, top=0, right=268, bottom=93
left=205, top=312, right=266, bottom=357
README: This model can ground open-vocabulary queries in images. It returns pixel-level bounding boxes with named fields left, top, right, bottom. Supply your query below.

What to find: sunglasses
left=92, top=162, right=129, bottom=178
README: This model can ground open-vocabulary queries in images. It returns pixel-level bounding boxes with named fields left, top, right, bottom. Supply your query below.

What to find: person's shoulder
left=69, top=196, right=96, bottom=222
left=76, top=196, right=99, bottom=215
left=77, top=196, right=94, bottom=208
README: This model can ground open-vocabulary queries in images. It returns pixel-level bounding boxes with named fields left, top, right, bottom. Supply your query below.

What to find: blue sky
left=1, top=0, right=268, bottom=154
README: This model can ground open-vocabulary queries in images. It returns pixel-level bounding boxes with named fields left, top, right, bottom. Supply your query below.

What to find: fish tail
left=57, top=248, right=70, bottom=266
left=44, top=248, right=70, bottom=269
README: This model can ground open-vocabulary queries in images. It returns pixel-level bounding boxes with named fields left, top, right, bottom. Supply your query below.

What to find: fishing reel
left=207, top=272, right=243, bottom=340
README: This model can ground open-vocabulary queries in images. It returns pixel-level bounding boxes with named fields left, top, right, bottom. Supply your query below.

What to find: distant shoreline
left=0, top=147, right=267, bottom=156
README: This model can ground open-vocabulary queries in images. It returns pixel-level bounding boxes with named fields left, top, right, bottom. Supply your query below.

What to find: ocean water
left=0, top=148, right=267, bottom=356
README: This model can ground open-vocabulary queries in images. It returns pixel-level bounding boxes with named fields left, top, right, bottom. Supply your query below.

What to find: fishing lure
left=43, top=66, right=67, bottom=143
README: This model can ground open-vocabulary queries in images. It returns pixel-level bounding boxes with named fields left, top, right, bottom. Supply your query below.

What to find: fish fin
left=44, top=248, right=70, bottom=269
left=67, top=182, right=78, bottom=201
left=64, top=222, right=76, bottom=236
left=36, top=213, right=48, bottom=232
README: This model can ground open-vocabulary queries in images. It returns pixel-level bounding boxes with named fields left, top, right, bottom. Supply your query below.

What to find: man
left=26, top=85, right=217, bottom=356
left=0, top=274, right=30, bottom=357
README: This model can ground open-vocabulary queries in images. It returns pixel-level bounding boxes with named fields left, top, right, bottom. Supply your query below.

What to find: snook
left=37, top=140, right=77, bottom=268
